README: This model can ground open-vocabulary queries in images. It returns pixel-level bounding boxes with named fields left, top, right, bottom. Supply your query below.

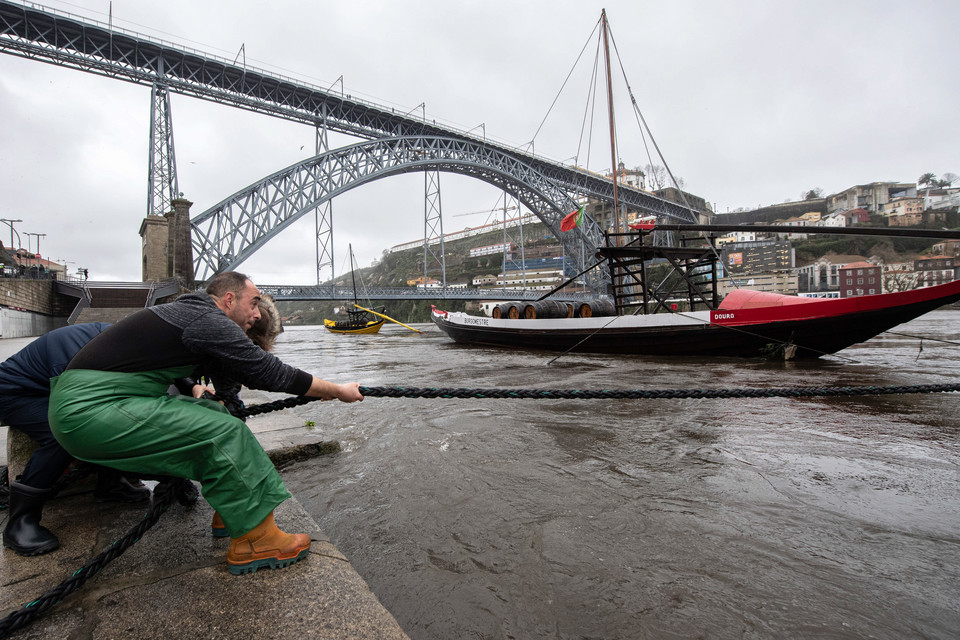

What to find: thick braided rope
left=6, top=382, right=954, bottom=634
left=0, top=479, right=190, bottom=639
left=234, top=383, right=960, bottom=418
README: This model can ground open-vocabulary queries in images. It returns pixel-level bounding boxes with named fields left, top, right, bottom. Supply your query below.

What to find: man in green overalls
left=49, top=271, right=363, bottom=575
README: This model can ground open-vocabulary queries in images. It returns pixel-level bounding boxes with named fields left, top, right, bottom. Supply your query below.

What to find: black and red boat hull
left=431, top=280, right=960, bottom=358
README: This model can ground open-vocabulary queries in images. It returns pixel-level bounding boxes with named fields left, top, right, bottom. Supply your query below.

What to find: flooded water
left=271, top=310, right=960, bottom=639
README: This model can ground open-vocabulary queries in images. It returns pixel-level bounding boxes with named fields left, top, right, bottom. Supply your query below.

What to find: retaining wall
left=0, top=279, right=74, bottom=338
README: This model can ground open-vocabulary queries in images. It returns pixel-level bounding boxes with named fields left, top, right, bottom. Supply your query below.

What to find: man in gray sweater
left=49, top=271, right=363, bottom=575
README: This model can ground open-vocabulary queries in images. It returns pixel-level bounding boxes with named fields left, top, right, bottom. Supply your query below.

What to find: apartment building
left=794, top=254, right=866, bottom=292
left=839, top=261, right=881, bottom=298
left=914, top=256, right=956, bottom=287
left=825, top=182, right=915, bottom=215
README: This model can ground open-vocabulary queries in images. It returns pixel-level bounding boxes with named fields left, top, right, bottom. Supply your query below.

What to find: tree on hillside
left=918, top=172, right=938, bottom=189
left=939, top=172, right=958, bottom=188
left=881, top=265, right=919, bottom=293
left=802, top=188, right=824, bottom=200
left=642, top=164, right=668, bottom=190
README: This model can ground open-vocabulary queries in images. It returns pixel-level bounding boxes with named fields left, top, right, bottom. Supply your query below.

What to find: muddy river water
left=270, top=310, right=960, bottom=639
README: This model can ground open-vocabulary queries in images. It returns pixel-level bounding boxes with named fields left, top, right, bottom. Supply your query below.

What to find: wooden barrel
left=577, top=298, right=615, bottom=318
left=544, top=300, right=571, bottom=318
left=503, top=302, right=521, bottom=319
left=523, top=300, right=573, bottom=319
left=491, top=304, right=503, bottom=319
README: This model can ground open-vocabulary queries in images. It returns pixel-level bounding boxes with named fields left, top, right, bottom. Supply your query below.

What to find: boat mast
left=601, top=8, right=622, bottom=242
left=349, top=243, right=358, bottom=304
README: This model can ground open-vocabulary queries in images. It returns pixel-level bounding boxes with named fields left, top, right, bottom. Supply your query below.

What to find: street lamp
left=0, top=218, right=22, bottom=252
left=25, top=232, right=46, bottom=269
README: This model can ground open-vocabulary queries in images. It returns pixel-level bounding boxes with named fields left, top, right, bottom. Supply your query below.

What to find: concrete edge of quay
left=0, top=418, right=410, bottom=640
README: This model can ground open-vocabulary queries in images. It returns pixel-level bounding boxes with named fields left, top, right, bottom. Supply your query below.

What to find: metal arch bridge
left=193, top=135, right=616, bottom=286
left=0, top=1, right=700, bottom=290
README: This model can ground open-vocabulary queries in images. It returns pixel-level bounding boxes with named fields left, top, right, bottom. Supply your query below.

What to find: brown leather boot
left=211, top=512, right=229, bottom=538
left=226, top=511, right=311, bottom=575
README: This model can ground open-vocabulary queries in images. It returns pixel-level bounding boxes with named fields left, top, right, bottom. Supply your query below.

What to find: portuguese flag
left=560, top=205, right=585, bottom=232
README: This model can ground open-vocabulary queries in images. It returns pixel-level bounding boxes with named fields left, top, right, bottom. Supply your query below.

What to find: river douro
left=264, top=310, right=960, bottom=639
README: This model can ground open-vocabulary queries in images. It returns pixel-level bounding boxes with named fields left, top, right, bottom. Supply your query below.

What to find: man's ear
left=222, top=291, right=235, bottom=308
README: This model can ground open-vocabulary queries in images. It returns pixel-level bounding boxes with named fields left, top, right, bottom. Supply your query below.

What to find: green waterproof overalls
left=49, top=365, right=290, bottom=536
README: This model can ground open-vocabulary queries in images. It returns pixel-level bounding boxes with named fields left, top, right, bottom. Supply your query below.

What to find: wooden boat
left=324, top=313, right=385, bottom=334
left=324, top=244, right=386, bottom=335
left=433, top=11, right=960, bottom=359
left=431, top=278, right=960, bottom=358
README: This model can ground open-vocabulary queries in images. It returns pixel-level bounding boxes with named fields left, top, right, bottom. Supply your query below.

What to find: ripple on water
left=280, top=313, right=960, bottom=640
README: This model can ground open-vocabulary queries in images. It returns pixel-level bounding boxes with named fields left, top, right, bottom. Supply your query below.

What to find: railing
left=256, top=284, right=595, bottom=302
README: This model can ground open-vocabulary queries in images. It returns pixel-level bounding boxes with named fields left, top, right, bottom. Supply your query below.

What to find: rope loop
left=0, top=478, right=190, bottom=638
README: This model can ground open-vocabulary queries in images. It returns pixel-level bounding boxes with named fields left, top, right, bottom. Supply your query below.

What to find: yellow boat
left=323, top=315, right=385, bottom=334
left=323, top=243, right=387, bottom=335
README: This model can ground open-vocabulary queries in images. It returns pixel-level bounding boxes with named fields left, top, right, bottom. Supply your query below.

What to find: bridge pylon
left=423, top=170, right=446, bottom=287
left=315, top=114, right=335, bottom=285
left=147, top=83, right=179, bottom=218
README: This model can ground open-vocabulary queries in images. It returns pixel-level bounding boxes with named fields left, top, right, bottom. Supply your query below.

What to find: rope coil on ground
left=0, top=478, right=195, bottom=638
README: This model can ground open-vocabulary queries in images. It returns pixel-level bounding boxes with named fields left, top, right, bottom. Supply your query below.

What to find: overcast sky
left=1, top=0, right=957, bottom=282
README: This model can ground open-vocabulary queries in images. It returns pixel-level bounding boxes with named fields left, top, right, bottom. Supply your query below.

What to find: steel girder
left=0, top=0, right=701, bottom=225
left=191, top=136, right=609, bottom=289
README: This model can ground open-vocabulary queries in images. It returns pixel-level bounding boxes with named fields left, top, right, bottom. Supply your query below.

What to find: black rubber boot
left=2, top=481, right=60, bottom=556
left=94, top=470, right=151, bottom=503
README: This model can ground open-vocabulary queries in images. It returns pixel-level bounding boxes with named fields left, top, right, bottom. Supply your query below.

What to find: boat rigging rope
left=4, top=379, right=958, bottom=637
left=883, top=331, right=960, bottom=347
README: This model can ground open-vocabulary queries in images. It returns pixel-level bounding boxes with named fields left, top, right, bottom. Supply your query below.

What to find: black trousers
left=0, top=395, right=74, bottom=489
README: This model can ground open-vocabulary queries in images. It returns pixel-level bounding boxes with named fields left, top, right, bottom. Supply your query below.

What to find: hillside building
left=914, top=256, right=955, bottom=287
left=885, top=196, right=925, bottom=227
left=794, top=254, right=867, bottom=293
left=931, top=240, right=960, bottom=258
left=825, top=182, right=915, bottom=216
left=472, top=274, right=498, bottom=287
left=498, top=256, right=574, bottom=291
left=924, top=188, right=960, bottom=211
left=470, top=243, right=513, bottom=258
left=839, top=261, right=881, bottom=298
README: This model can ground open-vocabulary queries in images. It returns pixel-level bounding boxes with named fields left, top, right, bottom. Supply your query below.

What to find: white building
left=793, top=254, right=867, bottom=292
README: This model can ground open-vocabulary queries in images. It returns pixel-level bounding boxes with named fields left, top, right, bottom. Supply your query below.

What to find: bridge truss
left=192, top=136, right=608, bottom=288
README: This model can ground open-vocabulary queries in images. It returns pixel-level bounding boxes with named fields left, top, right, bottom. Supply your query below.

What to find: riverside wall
left=0, top=279, right=73, bottom=338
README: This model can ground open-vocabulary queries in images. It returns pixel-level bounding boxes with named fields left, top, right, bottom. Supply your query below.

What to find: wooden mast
left=348, top=243, right=358, bottom=305
left=601, top=8, right=621, bottom=243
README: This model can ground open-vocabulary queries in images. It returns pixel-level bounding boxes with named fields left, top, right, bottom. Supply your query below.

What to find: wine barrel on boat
left=523, top=300, right=573, bottom=319
left=495, top=302, right=521, bottom=319
left=577, top=298, right=615, bottom=318
left=492, top=302, right=519, bottom=319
